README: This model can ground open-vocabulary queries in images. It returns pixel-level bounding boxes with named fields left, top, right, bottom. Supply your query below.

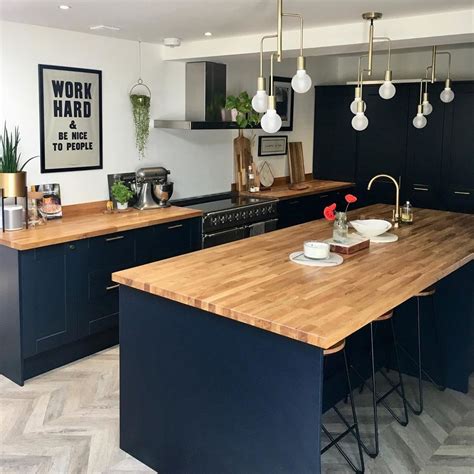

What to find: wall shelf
left=153, top=120, right=260, bottom=130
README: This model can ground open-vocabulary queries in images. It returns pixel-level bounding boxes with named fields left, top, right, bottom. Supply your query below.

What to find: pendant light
left=412, top=46, right=454, bottom=129
left=261, top=53, right=282, bottom=133
left=253, top=0, right=312, bottom=132
left=350, top=13, right=395, bottom=131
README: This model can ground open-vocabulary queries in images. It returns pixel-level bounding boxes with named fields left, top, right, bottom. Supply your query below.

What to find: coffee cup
left=304, top=241, right=330, bottom=260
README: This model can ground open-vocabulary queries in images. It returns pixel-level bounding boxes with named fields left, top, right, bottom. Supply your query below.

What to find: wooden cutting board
left=288, top=142, right=308, bottom=189
left=233, top=133, right=252, bottom=191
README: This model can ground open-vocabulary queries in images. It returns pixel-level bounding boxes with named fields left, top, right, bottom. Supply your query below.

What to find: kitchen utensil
left=351, top=219, right=392, bottom=238
left=289, top=251, right=343, bottom=267
left=134, top=167, right=171, bottom=210
left=304, top=241, right=330, bottom=259
left=153, top=182, right=174, bottom=207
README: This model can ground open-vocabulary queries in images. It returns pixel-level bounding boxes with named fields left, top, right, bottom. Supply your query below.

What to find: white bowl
left=350, top=219, right=392, bottom=238
left=304, top=241, right=330, bottom=259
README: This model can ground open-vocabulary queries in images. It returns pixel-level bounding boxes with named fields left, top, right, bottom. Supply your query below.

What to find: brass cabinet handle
left=167, top=224, right=184, bottom=230
left=319, top=194, right=329, bottom=199
left=68, top=244, right=76, bottom=250
left=413, top=187, right=429, bottom=191
left=288, top=200, right=300, bottom=205
left=454, top=191, right=471, bottom=196
left=106, top=284, right=119, bottom=291
left=105, top=235, right=124, bottom=242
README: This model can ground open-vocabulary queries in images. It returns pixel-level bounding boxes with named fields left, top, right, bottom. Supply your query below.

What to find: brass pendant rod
left=282, top=12, right=304, bottom=56
left=276, top=0, right=283, bottom=62
left=436, top=51, right=452, bottom=79
left=270, top=52, right=275, bottom=97
left=259, top=34, right=278, bottom=77
left=373, top=36, right=392, bottom=71
left=367, top=19, right=374, bottom=76
left=431, top=45, right=437, bottom=83
left=357, top=55, right=368, bottom=87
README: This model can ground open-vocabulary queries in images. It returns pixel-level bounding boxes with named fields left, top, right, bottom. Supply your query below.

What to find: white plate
left=289, top=251, right=344, bottom=267
left=370, top=232, right=399, bottom=243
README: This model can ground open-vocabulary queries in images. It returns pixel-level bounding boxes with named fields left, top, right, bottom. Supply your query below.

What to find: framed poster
left=258, top=135, right=288, bottom=157
left=38, top=64, right=103, bottom=173
left=271, top=76, right=294, bottom=131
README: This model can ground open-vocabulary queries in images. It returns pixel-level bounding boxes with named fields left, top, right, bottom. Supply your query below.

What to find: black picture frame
left=269, top=76, right=294, bottom=131
left=38, top=64, right=103, bottom=173
left=258, top=135, right=288, bottom=157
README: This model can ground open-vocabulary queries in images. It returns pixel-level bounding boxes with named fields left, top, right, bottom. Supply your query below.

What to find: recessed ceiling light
left=204, top=32, right=212, bottom=37
left=58, top=5, right=71, bottom=10
left=90, top=25, right=121, bottom=31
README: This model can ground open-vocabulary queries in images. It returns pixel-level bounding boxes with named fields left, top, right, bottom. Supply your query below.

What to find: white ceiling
left=1, top=0, right=473, bottom=44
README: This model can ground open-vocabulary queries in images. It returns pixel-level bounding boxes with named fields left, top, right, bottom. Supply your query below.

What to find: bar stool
left=397, top=285, right=446, bottom=416
left=350, top=310, right=409, bottom=458
left=321, top=339, right=365, bottom=473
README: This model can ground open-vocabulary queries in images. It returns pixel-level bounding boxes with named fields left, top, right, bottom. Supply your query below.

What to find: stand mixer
left=134, top=167, right=174, bottom=210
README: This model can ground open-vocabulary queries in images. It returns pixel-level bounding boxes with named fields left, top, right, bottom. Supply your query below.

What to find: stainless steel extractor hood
left=154, top=61, right=230, bottom=130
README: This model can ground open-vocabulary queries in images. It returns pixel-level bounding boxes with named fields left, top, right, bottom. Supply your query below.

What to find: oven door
left=202, top=226, right=246, bottom=248
left=246, top=219, right=278, bottom=238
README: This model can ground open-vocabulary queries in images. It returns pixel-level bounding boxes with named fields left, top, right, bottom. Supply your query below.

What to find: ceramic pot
left=0, top=172, right=27, bottom=198
left=231, top=108, right=239, bottom=122
left=117, top=202, right=128, bottom=211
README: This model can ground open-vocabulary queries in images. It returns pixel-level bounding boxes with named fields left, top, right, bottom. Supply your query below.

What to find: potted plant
left=0, top=124, right=37, bottom=198
left=225, top=92, right=261, bottom=128
left=111, top=180, right=134, bottom=211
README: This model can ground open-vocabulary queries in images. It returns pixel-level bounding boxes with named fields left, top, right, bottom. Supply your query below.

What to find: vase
left=0, top=172, right=27, bottom=198
left=333, top=211, right=348, bottom=243
left=231, top=108, right=238, bottom=122
left=117, top=202, right=128, bottom=211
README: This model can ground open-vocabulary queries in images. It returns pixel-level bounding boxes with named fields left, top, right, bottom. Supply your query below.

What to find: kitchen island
left=113, top=205, right=474, bottom=473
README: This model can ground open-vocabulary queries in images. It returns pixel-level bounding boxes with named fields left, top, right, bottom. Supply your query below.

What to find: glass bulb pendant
left=350, top=97, right=366, bottom=115
left=251, top=90, right=268, bottom=113
left=379, top=80, right=396, bottom=100
left=291, top=69, right=312, bottom=94
left=261, top=108, right=282, bottom=134
left=422, top=100, right=433, bottom=115
left=413, top=105, right=427, bottom=129
left=440, top=87, right=455, bottom=103
left=351, top=112, right=369, bottom=131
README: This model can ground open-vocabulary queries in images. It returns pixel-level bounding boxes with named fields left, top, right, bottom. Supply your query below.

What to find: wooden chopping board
left=233, top=133, right=252, bottom=191
left=288, top=142, right=308, bottom=190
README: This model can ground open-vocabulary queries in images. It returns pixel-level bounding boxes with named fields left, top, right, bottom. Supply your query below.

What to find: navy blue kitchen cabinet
left=313, top=81, right=474, bottom=214
left=277, top=189, right=354, bottom=229
left=0, top=217, right=202, bottom=385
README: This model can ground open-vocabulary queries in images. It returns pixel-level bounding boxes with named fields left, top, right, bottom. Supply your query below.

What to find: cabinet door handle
left=413, top=187, right=429, bottom=192
left=68, top=244, right=76, bottom=250
left=288, top=200, right=300, bottom=205
left=106, top=284, right=120, bottom=291
left=454, top=191, right=471, bottom=196
left=319, top=194, right=329, bottom=199
left=167, top=224, right=183, bottom=230
left=105, top=235, right=124, bottom=242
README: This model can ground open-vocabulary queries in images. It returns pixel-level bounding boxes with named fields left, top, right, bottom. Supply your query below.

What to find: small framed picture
left=270, top=76, right=294, bottom=131
left=258, top=135, right=288, bottom=157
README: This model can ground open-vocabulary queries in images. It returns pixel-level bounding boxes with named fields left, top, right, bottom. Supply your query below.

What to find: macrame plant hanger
left=129, top=40, right=152, bottom=159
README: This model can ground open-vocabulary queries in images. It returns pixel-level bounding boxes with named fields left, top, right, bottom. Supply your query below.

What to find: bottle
left=247, top=165, right=256, bottom=193
left=401, top=201, right=414, bottom=224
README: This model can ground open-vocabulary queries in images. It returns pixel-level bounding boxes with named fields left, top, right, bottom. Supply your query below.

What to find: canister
left=2, top=205, right=24, bottom=231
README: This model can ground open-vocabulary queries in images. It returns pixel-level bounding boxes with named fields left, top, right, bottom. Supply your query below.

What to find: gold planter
left=0, top=172, right=27, bottom=198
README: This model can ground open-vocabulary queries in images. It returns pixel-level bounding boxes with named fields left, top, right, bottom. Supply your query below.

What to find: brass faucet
left=367, top=174, right=400, bottom=228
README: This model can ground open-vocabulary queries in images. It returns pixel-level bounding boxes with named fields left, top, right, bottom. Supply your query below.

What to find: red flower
left=324, top=204, right=336, bottom=221
left=345, top=194, right=357, bottom=204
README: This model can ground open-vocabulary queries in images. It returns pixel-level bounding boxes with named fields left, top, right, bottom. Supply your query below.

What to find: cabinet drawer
left=88, top=231, right=135, bottom=269
left=153, top=220, right=194, bottom=259
left=443, top=188, right=474, bottom=214
left=406, top=184, right=440, bottom=210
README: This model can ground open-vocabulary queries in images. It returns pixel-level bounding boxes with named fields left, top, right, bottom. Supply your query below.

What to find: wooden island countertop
left=0, top=205, right=202, bottom=251
left=239, top=178, right=354, bottom=200
left=113, top=205, right=474, bottom=349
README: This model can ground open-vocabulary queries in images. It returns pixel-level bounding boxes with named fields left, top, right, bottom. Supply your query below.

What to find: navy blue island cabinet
left=0, top=217, right=201, bottom=386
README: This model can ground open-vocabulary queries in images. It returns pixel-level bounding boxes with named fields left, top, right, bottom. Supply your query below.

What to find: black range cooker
left=176, top=193, right=278, bottom=248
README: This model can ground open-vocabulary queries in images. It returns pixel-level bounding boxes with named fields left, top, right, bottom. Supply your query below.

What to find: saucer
left=289, top=251, right=344, bottom=267
left=369, top=232, right=399, bottom=243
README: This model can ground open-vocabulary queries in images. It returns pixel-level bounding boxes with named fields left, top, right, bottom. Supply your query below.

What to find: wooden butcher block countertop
left=0, top=204, right=202, bottom=251
left=239, top=179, right=354, bottom=200
left=113, top=205, right=474, bottom=349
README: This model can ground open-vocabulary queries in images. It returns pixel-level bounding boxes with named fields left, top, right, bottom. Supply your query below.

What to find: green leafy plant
left=130, top=94, right=151, bottom=159
left=0, top=123, right=37, bottom=173
left=111, top=180, right=134, bottom=205
left=225, top=91, right=260, bottom=128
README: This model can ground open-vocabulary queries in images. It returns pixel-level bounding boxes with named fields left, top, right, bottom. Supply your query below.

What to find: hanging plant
left=129, top=41, right=152, bottom=160
left=130, top=92, right=151, bottom=159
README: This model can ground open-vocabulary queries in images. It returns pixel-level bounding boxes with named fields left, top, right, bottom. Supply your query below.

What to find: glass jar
left=333, top=211, right=348, bottom=243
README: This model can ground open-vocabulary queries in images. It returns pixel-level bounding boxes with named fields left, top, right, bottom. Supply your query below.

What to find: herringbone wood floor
left=0, top=346, right=473, bottom=473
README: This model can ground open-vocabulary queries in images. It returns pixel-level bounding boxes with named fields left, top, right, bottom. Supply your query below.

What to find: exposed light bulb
left=413, top=112, right=427, bottom=129
left=351, top=112, right=368, bottom=131
left=350, top=97, right=366, bottom=115
left=261, top=108, right=282, bottom=134
left=379, top=81, right=396, bottom=100
left=422, top=100, right=433, bottom=115
left=291, top=69, right=312, bottom=93
left=440, top=87, right=455, bottom=103
left=251, top=90, right=268, bottom=113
